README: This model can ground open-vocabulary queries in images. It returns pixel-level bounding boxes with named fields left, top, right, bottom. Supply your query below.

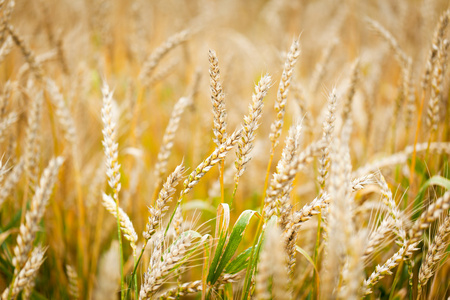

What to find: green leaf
left=241, top=215, right=277, bottom=300
left=208, top=210, right=257, bottom=285
left=182, top=200, right=216, bottom=214
left=224, top=247, right=253, bottom=274
left=295, top=245, right=319, bottom=276
left=207, top=204, right=230, bottom=284
left=413, top=176, right=450, bottom=220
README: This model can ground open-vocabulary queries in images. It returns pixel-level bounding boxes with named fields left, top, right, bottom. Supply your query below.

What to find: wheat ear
left=102, top=193, right=138, bottom=255
left=45, top=78, right=77, bottom=145
left=269, top=37, right=300, bottom=150
left=66, top=264, right=80, bottom=299
left=179, top=129, right=242, bottom=199
left=209, top=49, right=227, bottom=146
left=139, top=29, right=190, bottom=85
left=140, top=232, right=196, bottom=299
left=235, top=74, right=272, bottom=183
left=145, top=163, right=185, bottom=240
left=317, top=88, right=338, bottom=192
left=6, top=25, right=43, bottom=80
left=12, top=157, right=63, bottom=272
left=2, top=246, right=46, bottom=300
left=153, top=96, right=191, bottom=191
left=417, top=214, right=450, bottom=298
left=263, top=122, right=302, bottom=221
left=0, top=111, right=17, bottom=142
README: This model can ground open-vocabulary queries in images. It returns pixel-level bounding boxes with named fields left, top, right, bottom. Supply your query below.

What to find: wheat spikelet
left=363, top=242, right=418, bottom=295
left=353, top=142, right=450, bottom=177
left=45, top=78, right=77, bottom=145
left=426, top=39, right=449, bottom=131
left=102, top=193, right=137, bottom=255
left=409, top=191, right=450, bottom=246
left=341, top=58, right=360, bottom=128
left=363, top=217, right=395, bottom=260
left=23, top=89, right=43, bottom=193
left=322, top=138, right=355, bottom=298
left=12, top=157, right=63, bottom=271
left=145, top=59, right=178, bottom=87
left=0, top=0, right=14, bottom=45
left=140, top=232, right=196, bottom=299
left=422, top=10, right=449, bottom=90
left=179, top=129, right=241, bottom=199
left=269, top=37, right=300, bottom=149
left=0, top=35, right=12, bottom=64
left=101, top=82, right=121, bottom=199
left=377, top=175, right=406, bottom=244
left=145, top=163, right=185, bottom=240
left=66, top=264, right=79, bottom=299
left=7, top=25, right=43, bottom=80
left=209, top=49, right=227, bottom=146
left=2, top=246, right=46, bottom=300
left=417, top=214, right=450, bottom=298
left=283, top=193, right=330, bottom=277
left=275, top=122, right=302, bottom=228
left=351, top=174, right=375, bottom=192
left=317, top=88, right=338, bottom=192
left=0, top=158, right=23, bottom=208
left=0, top=110, right=16, bottom=141
left=235, top=74, right=272, bottom=182
left=263, top=122, right=302, bottom=221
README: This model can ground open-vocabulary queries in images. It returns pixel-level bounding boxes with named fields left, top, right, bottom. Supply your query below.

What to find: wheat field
left=0, top=0, right=450, bottom=299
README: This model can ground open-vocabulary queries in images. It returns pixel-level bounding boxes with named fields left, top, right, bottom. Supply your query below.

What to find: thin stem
left=220, top=160, right=225, bottom=203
